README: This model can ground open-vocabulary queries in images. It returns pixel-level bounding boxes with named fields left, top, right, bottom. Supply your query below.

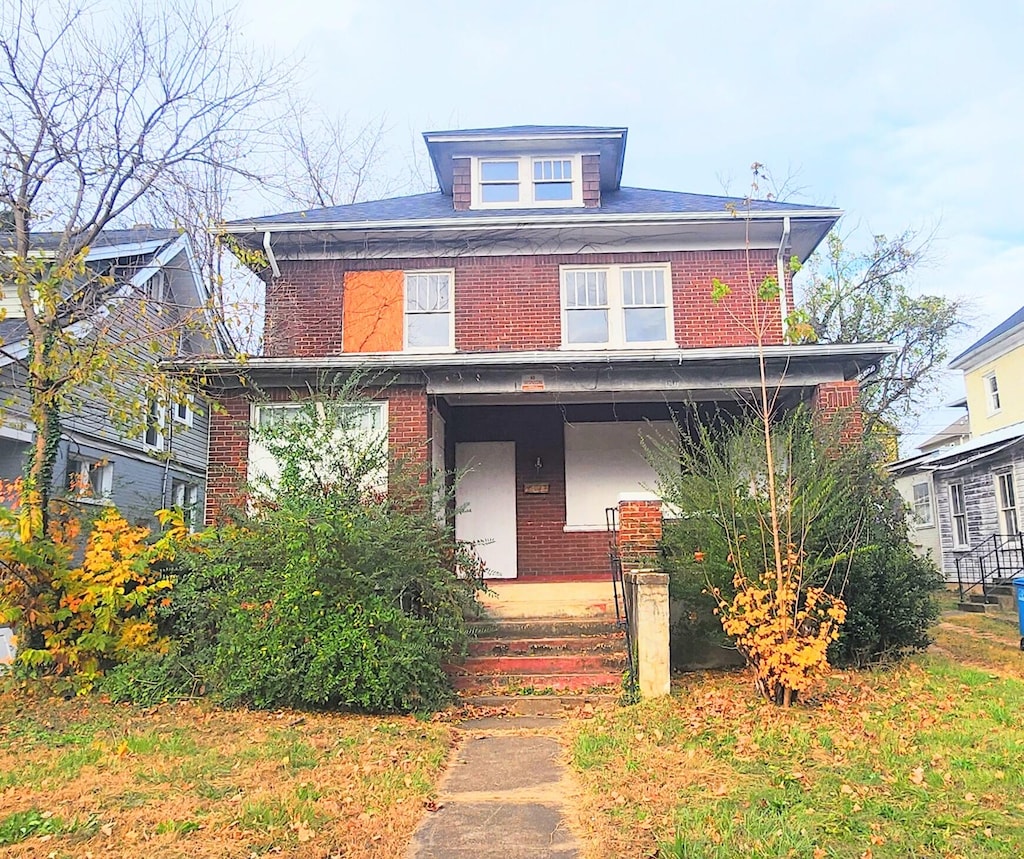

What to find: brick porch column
left=205, top=394, right=251, bottom=524
left=814, top=380, right=863, bottom=444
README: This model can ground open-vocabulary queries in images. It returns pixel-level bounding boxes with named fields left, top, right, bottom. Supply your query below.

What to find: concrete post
left=622, top=570, right=671, bottom=698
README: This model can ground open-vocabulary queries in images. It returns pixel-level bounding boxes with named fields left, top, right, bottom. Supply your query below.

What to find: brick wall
left=264, top=249, right=789, bottom=356
left=204, top=384, right=430, bottom=522
left=618, top=499, right=663, bottom=566
left=814, top=380, right=863, bottom=443
left=204, top=395, right=250, bottom=524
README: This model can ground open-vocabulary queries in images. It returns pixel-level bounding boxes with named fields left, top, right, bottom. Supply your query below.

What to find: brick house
left=201, top=125, right=885, bottom=586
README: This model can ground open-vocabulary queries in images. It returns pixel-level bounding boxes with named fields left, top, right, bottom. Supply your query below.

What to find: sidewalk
left=407, top=715, right=581, bottom=859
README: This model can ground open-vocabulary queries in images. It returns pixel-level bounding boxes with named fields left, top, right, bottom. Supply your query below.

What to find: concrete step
left=957, top=602, right=988, bottom=613
left=468, top=617, right=623, bottom=639
left=968, top=594, right=1001, bottom=605
left=468, top=634, right=624, bottom=657
left=475, top=579, right=619, bottom=619
left=452, top=671, right=623, bottom=694
left=457, top=693, right=618, bottom=714
left=454, top=653, right=626, bottom=677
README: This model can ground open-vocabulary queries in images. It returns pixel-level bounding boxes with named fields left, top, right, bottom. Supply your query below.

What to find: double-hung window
left=172, top=394, right=195, bottom=428
left=995, top=471, right=1019, bottom=534
left=142, top=399, right=165, bottom=450
left=949, top=482, right=969, bottom=548
left=474, top=155, right=582, bottom=208
left=67, top=457, right=113, bottom=501
left=561, top=264, right=674, bottom=348
left=984, top=373, right=1001, bottom=414
left=171, top=479, right=200, bottom=531
left=404, top=271, right=454, bottom=350
left=911, top=481, right=933, bottom=527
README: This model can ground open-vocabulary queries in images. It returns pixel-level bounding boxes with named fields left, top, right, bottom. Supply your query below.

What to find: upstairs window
left=404, top=271, right=454, bottom=350
left=911, top=481, right=933, bottom=526
left=142, top=398, right=165, bottom=450
left=984, top=372, right=1001, bottom=414
left=68, top=457, right=113, bottom=500
left=949, top=482, right=969, bottom=548
left=473, top=155, right=582, bottom=209
left=172, top=394, right=195, bottom=427
left=561, top=264, right=674, bottom=349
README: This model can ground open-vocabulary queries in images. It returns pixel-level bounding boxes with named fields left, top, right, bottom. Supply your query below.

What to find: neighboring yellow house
left=951, top=305, right=1024, bottom=435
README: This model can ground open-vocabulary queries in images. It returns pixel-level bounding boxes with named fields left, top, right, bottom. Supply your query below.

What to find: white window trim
left=249, top=400, right=389, bottom=491
left=911, top=481, right=934, bottom=528
left=559, top=263, right=676, bottom=350
left=172, top=393, right=195, bottom=428
left=171, top=479, right=200, bottom=531
left=142, top=400, right=166, bottom=451
left=403, top=269, right=456, bottom=353
left=949, top=482, right=969, bottom=549
left=68, top=457, right=114, bottom=503
left=470, top=154, right=584, bottom=210
left=983, top=372, right=1001, bottom=415
left=994, top=470, right=1020, bottom=534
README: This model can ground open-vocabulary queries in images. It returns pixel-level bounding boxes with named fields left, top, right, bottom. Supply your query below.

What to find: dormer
left=422, top=125, right=628, bottom=212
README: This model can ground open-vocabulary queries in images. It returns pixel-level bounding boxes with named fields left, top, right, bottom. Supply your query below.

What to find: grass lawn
left=570, top=611, right=1024, bottom=858
left=0, top=696, right=453, bottom=858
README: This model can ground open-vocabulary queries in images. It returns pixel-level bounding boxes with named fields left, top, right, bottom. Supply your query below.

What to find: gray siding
left=933, top=447, right=1024, bottom=580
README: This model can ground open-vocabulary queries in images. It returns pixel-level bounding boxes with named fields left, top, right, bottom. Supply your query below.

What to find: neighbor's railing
left=956, top=533, right=1024, bottom=602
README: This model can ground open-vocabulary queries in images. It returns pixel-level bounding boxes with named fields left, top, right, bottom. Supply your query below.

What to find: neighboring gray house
left=0, top=228, right=221, bottom=528
left=890, top=306, right=1024, bottom=591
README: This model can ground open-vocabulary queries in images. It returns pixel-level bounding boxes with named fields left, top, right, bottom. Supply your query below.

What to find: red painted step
left=453, top=652, right=624, bottom=676
left=467, top=634, right=624, bottom=657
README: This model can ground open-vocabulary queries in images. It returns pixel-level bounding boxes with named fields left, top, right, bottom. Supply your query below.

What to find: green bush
left=105, top=381, right=482, bottom=712
left=653, top=409, right=942, bottom=669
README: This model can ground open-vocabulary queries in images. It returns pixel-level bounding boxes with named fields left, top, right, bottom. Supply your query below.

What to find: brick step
left=468, top=634, right=624, bottom=657
left=468, top=618, right=623, bottom=640
left=452, top=672, right=623, bottom=693
left=453, top=653, right=625, bottom=677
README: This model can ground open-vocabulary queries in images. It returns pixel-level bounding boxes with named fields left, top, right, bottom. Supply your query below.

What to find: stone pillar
left=618, top=493, right=670, bottom=698
left=622, top=570, right=671, bottom=698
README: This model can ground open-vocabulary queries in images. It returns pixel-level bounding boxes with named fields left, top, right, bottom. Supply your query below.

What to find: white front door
left=455, top=441, right=518, bottom=579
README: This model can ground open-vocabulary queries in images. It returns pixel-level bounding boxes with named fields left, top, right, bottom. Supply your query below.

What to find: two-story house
left=890, top=304, right=1024, bottom=589
left=0, top=228, right=219, bottom=527
left=196, top=125, right=886, bottom=597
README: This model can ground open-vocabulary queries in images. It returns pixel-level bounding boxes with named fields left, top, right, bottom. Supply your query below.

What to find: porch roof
left=178, top=342, right=893, bottom=398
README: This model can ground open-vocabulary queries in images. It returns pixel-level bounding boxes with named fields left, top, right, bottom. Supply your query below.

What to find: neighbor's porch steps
left=958, top=583, right=1016, bottom=615
left=450, top=578, right=627, bottom=695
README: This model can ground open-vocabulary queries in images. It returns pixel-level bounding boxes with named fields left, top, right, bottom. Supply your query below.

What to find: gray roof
left=422, top=124, right=627, bottom=137
left=951, top=304, right=1024, bottom=366
left=228, top=186, right=823, bottom=229
left=0, top=227, right=181, bottom=253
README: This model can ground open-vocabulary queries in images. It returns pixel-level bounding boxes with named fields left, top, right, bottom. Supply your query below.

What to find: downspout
left=262, top=231, right=281, bottom=278
left=776, top=216, right=791, bottom=338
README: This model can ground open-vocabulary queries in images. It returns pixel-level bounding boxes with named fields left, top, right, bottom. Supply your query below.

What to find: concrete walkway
left=407, top=715, right=581, bottom=858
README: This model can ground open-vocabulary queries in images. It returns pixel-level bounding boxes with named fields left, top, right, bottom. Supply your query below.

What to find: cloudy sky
left=231, top=0, right=1021, bottom=449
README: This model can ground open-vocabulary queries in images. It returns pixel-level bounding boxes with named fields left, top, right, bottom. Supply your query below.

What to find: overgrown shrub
left=106, top=382, right=482, bottom=712
left=655, top=412, right=942, bottom=672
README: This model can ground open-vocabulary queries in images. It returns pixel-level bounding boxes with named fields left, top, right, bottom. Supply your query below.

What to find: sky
left=228, top=0, right=1023, bottom=451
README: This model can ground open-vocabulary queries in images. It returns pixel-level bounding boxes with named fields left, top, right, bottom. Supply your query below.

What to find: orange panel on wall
left=342, top=270, right=404, bottom=352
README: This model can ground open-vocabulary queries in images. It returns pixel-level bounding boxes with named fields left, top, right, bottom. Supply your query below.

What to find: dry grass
left=569, top=616, right=1024, bottom=858
left=0, top=696, right=454, bottom=858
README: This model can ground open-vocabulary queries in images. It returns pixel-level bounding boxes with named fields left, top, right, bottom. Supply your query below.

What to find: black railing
left=956, top=533, right=1024, bottom=602
left=606, top=506, right=636, bottom=692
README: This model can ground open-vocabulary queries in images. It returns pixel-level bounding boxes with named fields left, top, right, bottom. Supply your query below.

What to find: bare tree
left=0, top=0, right=284, bottom=533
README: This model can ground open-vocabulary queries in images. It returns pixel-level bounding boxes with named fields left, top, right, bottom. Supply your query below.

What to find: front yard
left=570, top=610, right=1024, bottom=858
left=1, top=608, right=1022, bottom=858
left=0, top=697, right=453, bottom=857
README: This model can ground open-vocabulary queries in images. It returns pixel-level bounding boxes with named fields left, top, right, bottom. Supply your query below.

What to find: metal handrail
left=956, top=533, right=1024, bottom=602
left=606, top=506, right=636, bottom=693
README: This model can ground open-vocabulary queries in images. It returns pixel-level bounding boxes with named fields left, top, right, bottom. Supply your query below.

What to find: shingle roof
left=423, top=125, right=626, bottom=137
left=0, top=227, right=181, bottom=254
left=228, top=187, right=824, bottom=228
left=951, top=304, right=1024, bottom=366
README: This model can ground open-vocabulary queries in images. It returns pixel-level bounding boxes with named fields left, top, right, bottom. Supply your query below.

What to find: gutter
left=776, top=216, right=791, bottom=333
left=263, top=231, right=281, bottom=278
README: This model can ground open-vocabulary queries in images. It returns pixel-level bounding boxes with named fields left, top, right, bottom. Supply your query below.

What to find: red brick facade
left=264, top=249, right=792, bottom=357
left=814, top=380, right=863, bottom=443
left=618, top=499, right=664, bottom=564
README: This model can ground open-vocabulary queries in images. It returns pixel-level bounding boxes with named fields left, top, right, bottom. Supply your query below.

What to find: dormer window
left=472, top=155, right=583, bottom=209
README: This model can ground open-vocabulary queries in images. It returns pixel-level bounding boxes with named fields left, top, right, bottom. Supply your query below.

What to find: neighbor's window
left=142, top=399, right=165, bottom=450
left=949, top=482, right=969, bottom=548
left=984, top=373, right=1001, bottom=414
left=996, top=471, right=1019, bottom=534
left=561, top=265, right=673, bottom=348
left=404, top=271, right=454, bottom=350
left=172, top=394, right=195, bottom=427
left=67, top=457, right=113, bottom=500
left=911, top=481, right=933, bottom=527
left=171, top=479, right=200, bottom=531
